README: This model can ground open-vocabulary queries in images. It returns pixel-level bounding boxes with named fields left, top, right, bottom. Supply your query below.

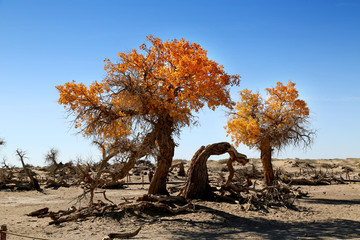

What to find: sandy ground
left=1, top=158, right=360, bottom=239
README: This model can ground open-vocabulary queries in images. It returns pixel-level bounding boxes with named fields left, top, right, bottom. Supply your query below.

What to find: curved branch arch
left=182, top=142, right=248, bottom=200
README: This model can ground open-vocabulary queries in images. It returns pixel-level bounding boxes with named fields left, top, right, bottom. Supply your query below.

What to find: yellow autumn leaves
left=56, top=35, right=240, bottom=142
left=103, top=35, right=240, bottom=117
left=226, top=80, right=310, bottom=149
left=56, top=35, right=311, bottom=151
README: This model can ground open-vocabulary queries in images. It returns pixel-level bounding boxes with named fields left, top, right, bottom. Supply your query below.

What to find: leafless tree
left=45, top=148, right=59, bottom=166
left=16, top=149, right=40, bottom=190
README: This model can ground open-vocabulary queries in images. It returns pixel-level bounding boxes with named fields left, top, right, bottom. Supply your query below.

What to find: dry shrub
left=238, top=182, right=308, bottom=212
left=234, top=163, right=262, bottom=180
left=220, top=163, right=308, bottom=212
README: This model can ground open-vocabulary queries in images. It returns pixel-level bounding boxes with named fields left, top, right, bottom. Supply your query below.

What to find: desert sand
left=1, top=158, right=360, bottom=240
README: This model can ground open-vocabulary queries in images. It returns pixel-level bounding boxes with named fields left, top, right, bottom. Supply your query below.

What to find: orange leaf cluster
left=56, top=81, right=132, bottom=140
left=56, top=35, right=240, bottom=142
left=226, top=81, right=310, bottom=149
left=104, top=35, right=240, bottom=118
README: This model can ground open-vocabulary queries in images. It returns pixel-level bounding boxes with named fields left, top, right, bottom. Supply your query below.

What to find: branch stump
left=1, top=225, right=6, bottom=240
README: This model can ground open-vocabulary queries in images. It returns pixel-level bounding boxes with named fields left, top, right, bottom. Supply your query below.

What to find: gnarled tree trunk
left=148, top=114, right=175, bottom=195
left=183, top=142, right=248, bottom=200
left=260, top=140, right=274, bottom=186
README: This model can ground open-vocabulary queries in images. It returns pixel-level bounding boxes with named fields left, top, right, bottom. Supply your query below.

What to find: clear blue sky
left=0, top=0, right=359, bottom=166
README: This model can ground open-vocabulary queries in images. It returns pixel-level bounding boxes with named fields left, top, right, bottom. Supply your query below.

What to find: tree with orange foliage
left=56, top=35, right=240, bottom=195
left=226, top=81, right=315, bottom=185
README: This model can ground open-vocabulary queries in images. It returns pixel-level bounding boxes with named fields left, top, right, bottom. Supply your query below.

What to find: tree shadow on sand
left=161, top=205, right=360, bottom=240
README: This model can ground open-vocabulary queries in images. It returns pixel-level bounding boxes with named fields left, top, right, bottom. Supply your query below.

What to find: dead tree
left=0, top=159, right=13, bottom=182
left=45, top=148, right=60, bottom=177
left=76, top=139, right=151, bottom=206
left=16, top=149, right=41, bottom=190
left=182, top=142, right=248, bottom=200
left=169, top=162, right=186, bottom=176
left=75, top=141, right=118, bottom=206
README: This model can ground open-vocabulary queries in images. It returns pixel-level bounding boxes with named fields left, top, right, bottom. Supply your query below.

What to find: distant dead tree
left=45, top=148, right=59, bottom=166
left=0, top=158, right=14, bottom=186
left=226, top=81, right=316, bottom=185
left=45, top=148, right=61, bottom=177
left=16, top=149, right=41, bottom=190
left=169, top=162, right=185, bottom=176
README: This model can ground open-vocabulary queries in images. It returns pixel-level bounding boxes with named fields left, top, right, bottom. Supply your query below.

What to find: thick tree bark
left=148, top=114, right=175, bottom=195
left=183, top=142, right=248, bottom=200
left=183, top=145, right=211, bottom=200
left=148, top=137, right=175, bottom=195
left=260, top=141, right=275, bottom=186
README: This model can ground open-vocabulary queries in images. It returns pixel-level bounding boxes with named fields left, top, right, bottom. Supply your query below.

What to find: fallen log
left=137, top=194, right=187, bottom=204
left=103, top=226, right=142, bottom=240
left=134, top=202, right=192, bottom=214
left=44, top=179, right=70, bottom=189
left=49, top=210, right=98, bottom=225
left=100, top=181, right=126, bottom=189
left=34, top=199, right=193, bottom=225
left=27, top=207, right=49, bottom=217
left=282, top=178, right=331, bottom=185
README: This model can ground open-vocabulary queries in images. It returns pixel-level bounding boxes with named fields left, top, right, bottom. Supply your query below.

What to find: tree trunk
left=148, top=114, right=175, bottom=195
left=260, top=141, right=274, bottom=186
left=183, top=142, right=248, bottom=200
left=183, top=145, right=211, bottom=200
left=177, top=163, right=185, bottom=176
